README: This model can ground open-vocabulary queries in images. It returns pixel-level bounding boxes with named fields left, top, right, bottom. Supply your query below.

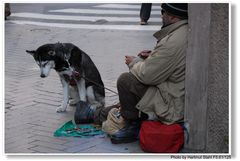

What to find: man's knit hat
left=161, top=3, right=188, bottom=19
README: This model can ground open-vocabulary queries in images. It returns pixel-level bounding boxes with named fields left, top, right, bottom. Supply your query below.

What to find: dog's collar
left=56, top=67, right=80, bottom=78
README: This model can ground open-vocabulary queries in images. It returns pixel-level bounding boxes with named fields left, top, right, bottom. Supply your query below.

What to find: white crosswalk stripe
left=94, top=4, right=161, bottom=9
left=10, top=12, right=162, bottom=23
left=8, top=3, right=162, bottom=31
left=48, top=8, right=161, bottom=15
left=9, top=20, right=161, bottom=31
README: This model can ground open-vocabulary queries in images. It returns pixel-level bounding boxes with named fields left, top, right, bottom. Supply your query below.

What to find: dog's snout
left=40, top=74, right=46, bottom=78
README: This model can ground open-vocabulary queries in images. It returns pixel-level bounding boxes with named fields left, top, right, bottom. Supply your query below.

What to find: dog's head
left=26, top=44, right=58, bottom=78
left=27, top=43, right=76, bottom=78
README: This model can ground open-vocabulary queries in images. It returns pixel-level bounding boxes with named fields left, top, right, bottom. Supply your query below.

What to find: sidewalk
left=4, top=22, right=156, bottom=153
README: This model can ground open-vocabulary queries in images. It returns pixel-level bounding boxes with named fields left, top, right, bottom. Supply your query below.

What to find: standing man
left=140, top=3, right=152, bottom=25
left=77, top=3, right=189, bottom=144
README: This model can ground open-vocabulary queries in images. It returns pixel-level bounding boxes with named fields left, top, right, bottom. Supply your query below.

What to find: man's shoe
left=140, top=19, right=148, bottom=25
left=110, top=122, right=140, bottom=144
left=74, top=101, right=94, bottom=124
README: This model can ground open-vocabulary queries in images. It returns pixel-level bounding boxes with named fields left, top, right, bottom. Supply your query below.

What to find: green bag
left=54, top=120, right=104, bottom=137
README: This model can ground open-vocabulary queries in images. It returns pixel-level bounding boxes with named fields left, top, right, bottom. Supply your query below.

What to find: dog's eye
left=38, top=61, right=49, bottom=67
left=48, top=51, right=55, bottom=56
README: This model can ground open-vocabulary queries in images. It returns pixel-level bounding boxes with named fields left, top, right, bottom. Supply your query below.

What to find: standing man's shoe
left=140, top=19, right=148, bottom=25
left=109, top=121, right=140, bottom=144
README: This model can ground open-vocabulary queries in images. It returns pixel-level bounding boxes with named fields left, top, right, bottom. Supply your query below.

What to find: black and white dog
left=27, top=43, right=105, bottom=112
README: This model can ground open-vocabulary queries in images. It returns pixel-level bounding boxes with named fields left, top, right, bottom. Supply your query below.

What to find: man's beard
left=161, top=22, right=172, bottom=29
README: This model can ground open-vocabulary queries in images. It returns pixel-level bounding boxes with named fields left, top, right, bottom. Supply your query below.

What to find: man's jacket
left=129, top=20, right=188, bottom=125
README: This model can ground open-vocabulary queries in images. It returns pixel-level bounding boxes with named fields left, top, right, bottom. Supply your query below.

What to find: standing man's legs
left=140, top=3, right=152, bottom=24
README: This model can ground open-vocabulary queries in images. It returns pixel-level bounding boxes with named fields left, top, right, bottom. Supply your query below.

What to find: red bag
left=139, top=121, right=184, bottom=153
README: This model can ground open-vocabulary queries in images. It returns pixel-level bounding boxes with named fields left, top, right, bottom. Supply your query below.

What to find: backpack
left=139, top=121, right=184, bottom=153
left=102, top=108, right=126, bottom=135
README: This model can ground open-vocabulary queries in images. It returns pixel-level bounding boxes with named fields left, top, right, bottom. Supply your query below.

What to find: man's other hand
left=125, top=56, right=136, bottom=65
left=138, top=50, right=151, bottom=59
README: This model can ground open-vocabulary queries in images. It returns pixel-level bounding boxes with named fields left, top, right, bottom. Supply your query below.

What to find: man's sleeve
left=128, top=57, right=144, bottom=69
left=130, top=43, right=179, bottom=85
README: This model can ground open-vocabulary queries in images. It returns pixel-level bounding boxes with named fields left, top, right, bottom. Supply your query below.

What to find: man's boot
left=109, top=121, right=141, bottom=144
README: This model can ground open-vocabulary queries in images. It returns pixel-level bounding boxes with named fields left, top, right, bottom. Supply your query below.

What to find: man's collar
left=153, top=20, right=188, bottom=41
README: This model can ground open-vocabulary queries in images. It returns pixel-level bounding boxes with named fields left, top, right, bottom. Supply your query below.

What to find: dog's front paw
left=56, top=106, right=66, bottom=113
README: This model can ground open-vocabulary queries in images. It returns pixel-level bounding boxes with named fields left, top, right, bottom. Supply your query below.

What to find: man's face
left=161, top=9, right=172, bottom=28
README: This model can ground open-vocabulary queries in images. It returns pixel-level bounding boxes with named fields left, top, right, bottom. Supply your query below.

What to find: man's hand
left=125, top=56, right=136, bottom=65
left=138, top=50, right=151, bottom=59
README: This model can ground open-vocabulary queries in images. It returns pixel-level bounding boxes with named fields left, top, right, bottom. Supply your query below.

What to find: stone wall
left=206, top=3, right=229, bottom=153
left=184, top=3, right=229, bottom=153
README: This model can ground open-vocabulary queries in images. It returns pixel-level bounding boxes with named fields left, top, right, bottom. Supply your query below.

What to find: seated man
left=77, top=3, right=189, bottom=144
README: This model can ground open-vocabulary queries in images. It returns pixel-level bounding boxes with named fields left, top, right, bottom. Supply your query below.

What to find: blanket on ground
left=54, top=120, right=104, bottom=137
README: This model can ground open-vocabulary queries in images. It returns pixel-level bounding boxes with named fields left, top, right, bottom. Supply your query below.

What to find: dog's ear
left=61, top=43, right=74, bottom=60
left=48, top=50, right=56, bottom=56
left=26, top=50, right=36, bottom=56
left=54, top=43, right=71, bottom=61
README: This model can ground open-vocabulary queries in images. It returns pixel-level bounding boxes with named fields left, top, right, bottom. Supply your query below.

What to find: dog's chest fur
left=58, top=66, right=81, bottom=86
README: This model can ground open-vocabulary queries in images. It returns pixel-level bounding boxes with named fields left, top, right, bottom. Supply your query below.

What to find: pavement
left=4, top=3, right=160, bottom=154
